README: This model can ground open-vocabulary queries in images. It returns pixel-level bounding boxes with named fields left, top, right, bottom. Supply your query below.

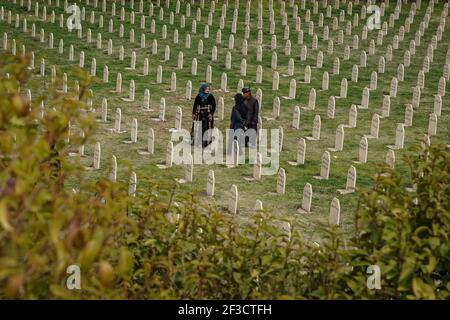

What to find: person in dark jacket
left=227, top=93, right=247, bottom=156
left=230, top=93, right=247, bottom=131
left=242, top=87, right=259, bottom=147
left=191, top=83, right=216, bottom=147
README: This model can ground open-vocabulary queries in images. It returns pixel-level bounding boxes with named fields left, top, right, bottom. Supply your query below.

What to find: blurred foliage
left=0, top=54, right=448, bottom=299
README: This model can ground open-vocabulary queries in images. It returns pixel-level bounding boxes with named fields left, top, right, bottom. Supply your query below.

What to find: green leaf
left=412, top=277, right=436, bottom=300
left=425, top=255, right=437, bottom=274
left=261, top=255, right=272, bottom=266
left=232, top=272, right=241, bottom=283
left=0, top=201, right=13, bottom=232
left=117, top=247, right=134, bottom=279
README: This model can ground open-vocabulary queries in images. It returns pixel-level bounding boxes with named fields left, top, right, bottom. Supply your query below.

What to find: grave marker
left=329, top=198, right=340, bottom=226
left=297, top=183, right=313, bottom=213
left=337, top=165, right=357, bottom=195
left=314, top=151, right=330, bottom=180
left=206, top=170, right=215, bottom=196
left=276, top=168, right=286, bottom=195
left=228, top=184, right=239, bottom=214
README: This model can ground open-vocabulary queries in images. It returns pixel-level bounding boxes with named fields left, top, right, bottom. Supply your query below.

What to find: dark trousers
left=245, top=125, right=257, bottom=148
left=191, top=112, right=213, bottom=147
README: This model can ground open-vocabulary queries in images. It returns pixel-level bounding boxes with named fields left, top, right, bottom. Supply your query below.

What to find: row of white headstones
left=6, top=0, right=445, bottom=128
left=4, top=0, right=448, bottom=105
left=1, top=0, right=448, bottom=226
left=6, top=0, right=449, bottom=93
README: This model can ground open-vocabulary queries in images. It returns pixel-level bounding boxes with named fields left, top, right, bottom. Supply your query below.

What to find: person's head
left=198, top=83, right=211, bottom=102
left=199, top=83, right=210, bottom=94
left=241, top=87, right=252, bottom=99
left=234, top=93, right=244, bottom=105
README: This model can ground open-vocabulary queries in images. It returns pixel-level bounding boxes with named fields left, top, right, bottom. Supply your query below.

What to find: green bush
left=0, top=55, right=448, bottom=299
left=348, top=141, right=450, bottom=299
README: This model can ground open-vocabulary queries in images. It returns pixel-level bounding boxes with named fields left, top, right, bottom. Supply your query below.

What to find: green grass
left=1, top=0, right=449, bottom=237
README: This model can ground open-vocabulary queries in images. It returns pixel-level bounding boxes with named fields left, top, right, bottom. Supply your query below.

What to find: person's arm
left=234, top=107, right=245, bottom=123
left=209, top=95, right=216, bottom=114
left=192, top=95, right=200, bottom=119
left=252, top=99, right=260, bottom=126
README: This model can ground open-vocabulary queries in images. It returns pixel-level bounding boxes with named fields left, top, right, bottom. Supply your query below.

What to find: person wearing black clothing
left=230, top=93, right=247, bottom=131
left=191, top=83, right=216, bottom=147
left=242, top=87, right=259, bottom=147
left=227, top=93, right=248, bottom=156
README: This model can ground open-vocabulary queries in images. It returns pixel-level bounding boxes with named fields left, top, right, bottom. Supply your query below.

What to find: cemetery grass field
left=1, top=0, right=449, bottom=240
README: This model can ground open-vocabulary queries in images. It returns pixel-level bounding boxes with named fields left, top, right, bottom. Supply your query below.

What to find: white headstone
left=411, top=86, right=421, bottom=109
left=276, top=168, right=286, bottom=195
left=357, top=136, right=368, bottom=163
left=165, top=141, right=174, bottom=167
left=206, top=170, right=215, bottom=196
left=428, top=113, right=438, bottom=136
left=338, top=165, right=357, bottom=195
left=288, top=137, right=305, bottom=166
left=93, top=142, right=101, bottom=169
left=271, top=97, right=281, bottom=119
left=304, top=65, right=311, bottom=83
left=185, top=80, right=192, bottom=100
left=340, top=78, right=348, bottom=98
left=329, top=198, right=340, bottom=226
left=386, top=149, right=396, bottom=169
left=379, top=57, right=385, bottom=74
left=272, top=71, right=279, bottom=91
left=327, top=96, right=336, bottom=119
left=370, top=71, right=378, bottom=91
left=382, top=95, right=391, bottom=118
left=157, top=65, right=163, bottom=83
left=308, top=88, right=316, bottom=110
left=228, top=184, right=239, bottom=214
left=253, top=152, right=262, bottom=181
left=115, top=72, right=122, bottom=93
left=307, top=115, right=321, bottom=141
left=130, top=118, right=138, bottom=143
left=114, top=108, right=123, bottom=133
left=183, top=154, right=193, bottom=182
left=320, top=151, right=331, bottom=180
left=368, top=114, right=380, bottom=139
left=333, top=57, right=340, bottom=75
left=292, top=106, right=300, bottom=130
left=438, top=77, right=446, bottom=97
left=128, top=172, right=137, bottom=197
left=348, top=105, right=357, bottom=128
left=101, top=98, right=108, bottom=122
left=159, top=98, right=166, bottom=121
left=171, top=72, right=177, bottom=92
left=322, top=71, right=329, bottom=90
left=122, top=80, right=135, bottom=102
left=390, top=123, right=405, bottom=150
left=404, top=104, right=414, bottom=127
left=360, top=87, right=370, bottom=109
left=352, top=65, right=359, bottom=83
left=103, top=65, right=109, bottom=83
left=298, top=183, right=312, bottom=213
left=145, top=128, right=155, bottom=155
left=254, top=200, right=263, bottom=212
left=434, top=95, right=442, bottom=117
left=417, top=70, right=425, bottom=89
left=332, top=124, right=345, bottom=152
left=288, top=79, right=296, bottom=99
